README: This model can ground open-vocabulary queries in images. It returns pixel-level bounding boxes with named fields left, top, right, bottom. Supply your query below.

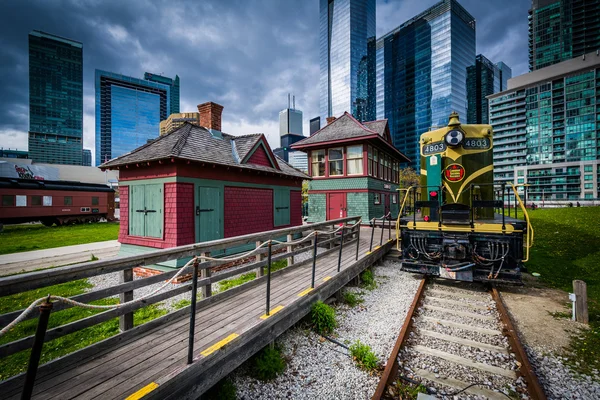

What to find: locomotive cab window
left=2, top=195, right=14, bottom=206
left=91, top=197, right=99, bottom=205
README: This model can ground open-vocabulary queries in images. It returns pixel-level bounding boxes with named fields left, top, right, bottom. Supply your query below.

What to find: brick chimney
left=326, top=116, right=336, bottom=125
left=197, top=102, right=224, bottom=131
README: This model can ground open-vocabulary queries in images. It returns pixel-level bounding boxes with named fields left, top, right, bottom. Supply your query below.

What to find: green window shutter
left=129, top=185, right=146, bottom=236
left=144, top=184, right=163, bottom=238
left=274, top=188, right=290, bottom=227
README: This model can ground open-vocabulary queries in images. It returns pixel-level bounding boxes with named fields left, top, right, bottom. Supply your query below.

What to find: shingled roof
left=292, top=112, right=409, bottom=162
left=100, top=123, right=309, bottom=179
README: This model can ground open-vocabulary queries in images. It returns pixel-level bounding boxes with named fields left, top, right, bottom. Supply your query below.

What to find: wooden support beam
left=573, top=280, right=588, bottom=324
left=119, top=268, right=134, bottom=332
left=201, top=252, right=212, bottom=298
left=255, top=241, right=264, bottom=277
left=286, top=234, right=294, bottom=267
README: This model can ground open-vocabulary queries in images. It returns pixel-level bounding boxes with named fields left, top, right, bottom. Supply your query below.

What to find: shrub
left=392, top=381, right=427, bottom=399
left=349, top=340, right=379, bottom=371
left=204, top=378, right=237, bottom=400
left=360, top=269, right=376, bottom=290
left=173, top=299, right=191, bottom=310
left=250, top=346, right=286, bottom=381
left=343, top=291, right=363, bottom=307
left=311, top=301, right=337, bottom=335
left=90, top=254, right=99, bottom=261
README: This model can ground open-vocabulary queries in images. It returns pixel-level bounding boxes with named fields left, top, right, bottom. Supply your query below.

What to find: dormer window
left=311, top=150, right=325, bottom=177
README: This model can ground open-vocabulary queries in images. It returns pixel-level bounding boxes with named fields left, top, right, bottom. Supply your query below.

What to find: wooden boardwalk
left=1, top=227, right=394, bottom=400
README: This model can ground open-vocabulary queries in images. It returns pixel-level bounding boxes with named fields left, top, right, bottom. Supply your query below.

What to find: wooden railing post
left=255, top=241, right=264, bottom=277
left=200, top=252, right=211, bottom=298
left=573, top=280, right=588, bottom=324
left=119, top=268, right=134, bottom=332
left=286, top=234, right=294, bottom=267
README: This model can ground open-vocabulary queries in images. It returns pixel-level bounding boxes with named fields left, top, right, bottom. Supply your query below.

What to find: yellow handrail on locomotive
left=507, top=182, right=535, bottom=262
left=395, top=187, right=413, bottom=251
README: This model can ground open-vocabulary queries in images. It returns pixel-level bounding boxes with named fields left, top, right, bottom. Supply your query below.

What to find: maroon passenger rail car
left=0, top=178, right=115, bottom=229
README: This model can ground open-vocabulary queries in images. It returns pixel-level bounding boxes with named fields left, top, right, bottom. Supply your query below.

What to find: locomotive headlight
left=444, top=129, right=464, bottom=147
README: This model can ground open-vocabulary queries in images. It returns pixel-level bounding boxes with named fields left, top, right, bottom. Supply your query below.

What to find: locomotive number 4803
left=422, top=141, right=447, bottom=155
left=462, top=138, right=490, bottom=150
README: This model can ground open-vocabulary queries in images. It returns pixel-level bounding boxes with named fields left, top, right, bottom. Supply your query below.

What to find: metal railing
left=368, top=212, right=392, bottom=253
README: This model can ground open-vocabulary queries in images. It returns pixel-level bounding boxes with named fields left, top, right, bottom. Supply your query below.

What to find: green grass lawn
left=522, top=206, right=600, bottom=375
left=0, top=223, right=119, bottom=255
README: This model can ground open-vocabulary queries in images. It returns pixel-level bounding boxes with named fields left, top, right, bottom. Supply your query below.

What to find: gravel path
left=231, top=260, right=421, bottom=399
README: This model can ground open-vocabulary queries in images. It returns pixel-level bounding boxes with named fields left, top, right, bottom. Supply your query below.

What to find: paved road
left=0, top=240, right=120, bottom=276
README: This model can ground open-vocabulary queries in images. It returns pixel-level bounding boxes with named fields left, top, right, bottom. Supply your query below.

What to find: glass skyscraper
left=467, top=54, right=512, bottom=124
left=82, top=149, right=92, bottom=166
left=319, top=0, right=376, bottom=124
left=28, top=30, right=83, bottom=165
left=144, top=72, right=180, bottom=115
left=95, top=70, right=170, bottom=166
left=528, top=0, right=600, bottom=71
left=375, top=0, right=476, bottom=169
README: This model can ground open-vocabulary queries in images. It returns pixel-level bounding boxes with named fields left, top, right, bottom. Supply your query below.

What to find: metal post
left=438, top=185, right=443, bottom=228
left=187, top=257, right=199, bottom=364
left=21, top=298, right=53, bottom=400
left=311, top=233, right=318, bottom=288
left=266, top=241, right=272, bottom=316
left=337, top=226, right=345, bottom=272
left=470, top=184, right=475, bottom=228
left=501, top=184, right=506, bottom=231
left=369, top=220, right=375, bottom=252
left=413, top=188, right=417, bottom=229
left=379, top=217, right=384, bottom=246
left=514, top=191, right=518, bottom=219
left=355, top=222, right=360, bottom=260
left=524, top=186, right=528, bottom=210
left=388, top=216, right=391, bottom=240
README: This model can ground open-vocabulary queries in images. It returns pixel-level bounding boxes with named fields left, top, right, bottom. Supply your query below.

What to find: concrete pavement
left=0, top=240, right=120, bottom=276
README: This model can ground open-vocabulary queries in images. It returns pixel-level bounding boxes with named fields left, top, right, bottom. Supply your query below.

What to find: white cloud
left=0, top=128, right=28, bottom=151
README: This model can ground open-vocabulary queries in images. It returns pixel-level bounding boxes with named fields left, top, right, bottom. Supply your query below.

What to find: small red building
left=101, top=102, right=308, bottom=269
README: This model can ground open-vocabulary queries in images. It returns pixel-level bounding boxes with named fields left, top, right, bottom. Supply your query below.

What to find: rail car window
left=2, top=195, right=14, bottom=206
left=43, top=196, right=52, bottom=206
left=31, top=196, right=42, bottom=206
left=346, top=145, right=363, bottom=175
left=16, top=195, right=26, bottom=207
left=92, top=197, right=99, bottom=205
left=64, top=196, right=73, bottom=206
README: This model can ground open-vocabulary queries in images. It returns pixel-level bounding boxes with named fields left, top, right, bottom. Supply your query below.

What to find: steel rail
left=372, top=277, right=427, bottom=400
left=491, top=287, right=547, bottom=400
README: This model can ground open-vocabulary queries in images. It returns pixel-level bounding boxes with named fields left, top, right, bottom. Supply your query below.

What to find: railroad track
left=373, top=278, right=546, bottom=400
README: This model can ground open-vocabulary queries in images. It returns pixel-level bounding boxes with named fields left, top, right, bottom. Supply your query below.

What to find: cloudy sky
left=0, top=0, right=530, bottom=164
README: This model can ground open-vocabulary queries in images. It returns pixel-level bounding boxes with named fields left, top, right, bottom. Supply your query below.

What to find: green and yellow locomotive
left=396, top=112, right=533, bottom=283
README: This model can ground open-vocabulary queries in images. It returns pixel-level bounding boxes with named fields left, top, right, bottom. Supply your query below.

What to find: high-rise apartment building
left=82, top=149, right=92, bottom=166
left=160, top=112, right=201, bottom=135
left=528, top=0, right=600, bottom=71
left=489, top=51, right=600, bottom=202
left=28, top=30, right=83, bottom=165
left=320, top=0, right=376, bottom=124
left=274, top=101, right=305, bottom=162
left=144, top=72, right=180, bottom=115
left=95, top=70, right=170, bottom=166
left=375, top=0, right=475, bottom=169
left=467, top=54, right=512, bottom=124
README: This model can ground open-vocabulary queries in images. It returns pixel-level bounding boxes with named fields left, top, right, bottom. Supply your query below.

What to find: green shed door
left=274, top=188, right=290, bottom=227
left=144, top=184, right=163, bottom=238
left=197, top=186, right=222, bottom=243
left=129, top=185, right=145, bottom=237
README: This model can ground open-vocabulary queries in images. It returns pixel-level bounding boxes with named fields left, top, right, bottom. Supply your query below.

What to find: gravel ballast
left=231, top=260, right=422, bottom=399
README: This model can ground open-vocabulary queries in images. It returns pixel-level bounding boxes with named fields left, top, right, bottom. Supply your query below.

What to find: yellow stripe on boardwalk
left=365, top=251, right=371, bottom=254
left=125, top=382, right=159, bottom=400
left=374, top=246, right=381, bottom=250
left=260, top=305, right=284, bottom=320
left=323, top=276, right=332, bottom=282
left=297, top=287, right=314, bottom=297
left=201, top=333, right=239, bottom=357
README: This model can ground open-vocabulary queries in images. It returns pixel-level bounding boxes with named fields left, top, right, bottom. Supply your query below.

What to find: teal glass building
left=375, top=0, right=476, bottom=169
left=319, top=0, right=376, bottom=124
left=467, top=54, right=512, bottom=124
left=144, top=72, right=180, bottom=115
left=28, top=30, right=83, bottom=165
left=95, top=70, right=170, bottom=166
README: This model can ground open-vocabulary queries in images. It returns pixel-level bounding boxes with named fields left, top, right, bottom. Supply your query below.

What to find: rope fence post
left=311, top=232, right=318, bottom=289
left=266, top=241, right=272, bottom=316
left=200, top=252, right=211, bottom=298
left=21, top=297, right=53, bottom=400
left=286, top=234, right=294, bottom=268
left=119, top=268, right=133, bottom=332
left=355, top=221, right=360, bottom=260
left=337, top=225, right=345, bottom=273
left=187, top=257, right=199, bottom=364
left=255, top=241, right=264, bottom=277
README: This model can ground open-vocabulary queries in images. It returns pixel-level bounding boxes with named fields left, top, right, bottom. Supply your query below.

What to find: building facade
left=82, top=149, right=92, bottom=166
left=489, top=51, right=600, bottom=202
left=28, top=30, right=83, bottom=165
left=160, top=112, right=200, bottom=135
left=320, top=0, right=376, bottom=124
left=144, top=72, right=180, bottom=115
left=467, top=54, right=512, bottom=124
left=375, top=0, right=476, bottom=169
left=95, top=70, right=170, bottom=166
left=310, top=117, right=321, bottom=135
left=101, top=102, right=307, bottom=269
left=528, top=0, right=600, bottom=71
left=0, top=149, right=29, bottom=159
left=293, top=113, right=409, bottom=223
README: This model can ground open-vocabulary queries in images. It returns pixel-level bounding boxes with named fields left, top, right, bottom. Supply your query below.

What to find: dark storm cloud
left=0, top=0, right=529, bottom=159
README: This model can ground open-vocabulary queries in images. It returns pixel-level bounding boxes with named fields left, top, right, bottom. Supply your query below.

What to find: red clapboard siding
left=246, top=146, right=273, bottom=167
left=224, top=186, right=273, bottom=237
left=290, top=190, right=302, bottom=226
left=164, top=182, right=195, bottom=246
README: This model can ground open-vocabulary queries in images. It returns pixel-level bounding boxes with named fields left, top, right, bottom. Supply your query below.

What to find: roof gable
left=291, top=112, right=380, bottom=147
left=243, top=138, right=279, bottom=170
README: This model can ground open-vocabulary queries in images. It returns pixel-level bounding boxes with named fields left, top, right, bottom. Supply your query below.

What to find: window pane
left=347, top=159, right=363, bottom=175
left=16, top=195, right=26, bottom=207
left=31, top=196, right=42, bottom=206
left=64, top=196, right=73, bottom=206
left=2, top=195, right=14, bottom=206
left=311, top=150, right=325, bottom=177
left=346, top=145, right=362, bottom=159
left=43, top=196, right=52, bottom=206
left=329, top=160, right=343, bottom=176
left=328, top=148, right=343, bottom=161
left=92, top=197, right=99, bottom=205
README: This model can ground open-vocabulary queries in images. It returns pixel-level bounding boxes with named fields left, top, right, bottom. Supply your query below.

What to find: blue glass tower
left=144, top=72, right=180, bottom=115
left=375, top=0, right=476, bottom=169
left=95, top=70, right=170, bottom=166
left=28, top=30, right=83, bottom=165
left=319, top=0, right=376, bottom=124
